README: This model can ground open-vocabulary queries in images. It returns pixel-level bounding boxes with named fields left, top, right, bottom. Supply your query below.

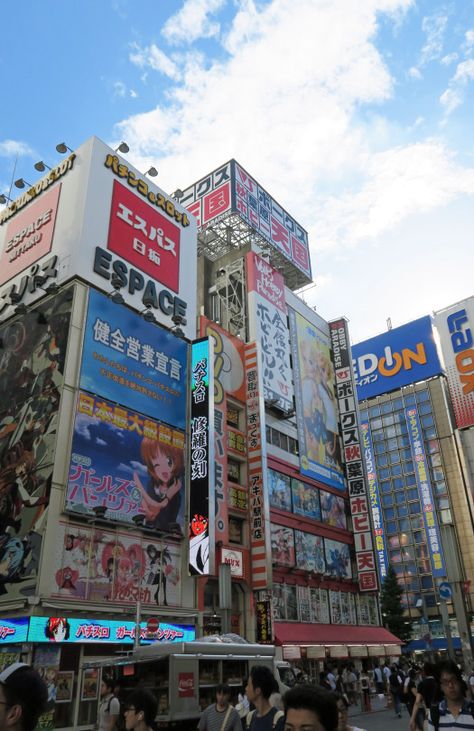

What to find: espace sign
left=352, top=316, right=443, bottom=401
left=0, top=137, right=197, bottom=338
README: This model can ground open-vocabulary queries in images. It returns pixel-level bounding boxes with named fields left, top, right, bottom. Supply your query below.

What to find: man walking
left=0, top=662, right=47, bottom=731
left=245, top=666, right=284, bottom=731
left=428, top=661, right=474, bottom=730
left=198, top=684, right=241, bottom=731
left=283, top=684, right=338, bottom=731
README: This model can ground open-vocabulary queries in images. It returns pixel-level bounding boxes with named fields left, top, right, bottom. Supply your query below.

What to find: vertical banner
left=189, top=339, right=214, bottom=575
left=256, top=599, right=273, bottom=643
left=361, top=422, right=389, bottom=581
left=245, top=342, right=272, bottom=589
left=246, top=252, right=294, bottom=412
left=405, top=406, right=446, bottom=578
left=329, top=318, right=378, bottom=592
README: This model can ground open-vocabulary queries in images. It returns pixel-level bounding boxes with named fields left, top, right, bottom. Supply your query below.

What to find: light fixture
left=34, top=161, right=52, bottom=172
left=92, top=505, right=107, bottom=519
left=141, top=307, right=157, bottom=324
left=56, top=142, right=73, bottom=154
left=109, top=274, right=125, bottom=304
left=115, top=141, right=129, bottom=154
left=171, top=325, right=186, bottom=340
left=0, top=193, right=12, bottom=205
left=132, top=515, right=145, bottom=527
left=9, top=292, right=22, bottom=304
left=172, top=189, right=184, bottom=201
left=14, top=178, right=33, bottom=189
left=14, top=304, right=28, bottom=316
left=171, top=313, right=184, bottom=327
left=144, top=166, right=158, bottom=178
left=45, top=282, right=59, bottom=295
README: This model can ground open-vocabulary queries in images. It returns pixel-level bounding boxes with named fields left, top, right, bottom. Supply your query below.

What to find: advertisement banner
left=295, top=530, right=325, bottom=573
left=246, top=252, right=294, bottom=412
left=320, top=491, right=346, bottom=529
left=268, top=469, right=292, bottom=512
left=289, top=309, right=344, bottom=489
left=28, top=616, right=195, bottom=644
left=352, top=316, right=443, bottom=401
left=270, top=524, right=295, bottom=567
left=434, top=297, right=474, bottom=429
left=50, top=521, right=182, bottom=607
left=0, top=288, right=72, bottom=602
left=361, top=422, right=389, bottom=580
left=189, top=339, right=214, bottom=576
left=291, top=479, right=321, bottom=520
left=81, top=289, right=188, bottom=429
left=66, top=392, right=185, bottom=531
left=324, top=539, right=352, bottom=580
left=180, top=162, right=232, bottom=228
left=405, top=406, right=446, bottom=578
left=0, top=617, right=29, bottom=644
left=256, top=599, right=273, bottom=643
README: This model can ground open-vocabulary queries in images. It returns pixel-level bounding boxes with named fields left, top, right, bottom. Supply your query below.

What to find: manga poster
left=295, top=530, right=325, bottom=573
left=0, top=288, right=72, bottom=601
left=309, top=587, right=330, bottom=624
left=270, top=524, right=295, bottom=567
left=268, top=469, right=292, bottom=512
left=50, top=521, right=181, bottom=607
left=291, top=479, right=321, bottom=520
left=320, top=491, right=346, bottom=529
left=357, top=594, right=378, bottom=625
left=288, top=309, right=344, bottom=490
left=324, top=539, right=352, bottom=580
left=66, top=391, right=185, bottom=532
left=329, top=590, right=357, bottom=625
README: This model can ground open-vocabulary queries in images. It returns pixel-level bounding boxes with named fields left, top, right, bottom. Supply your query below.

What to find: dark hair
left=216, top=683, right=231, bottom=695
left=249, top=665, right=279, bottom=700
left=283, top=685, right=338, bottom=731
left=125, top=688, right=158, bottom=726
left=2, top=666, right=48, bottom=731
left=45, top=617, right=70, bottom=641
left=438, top=660, right=463, bottom=684
left=332, top=691, right=348, bottom=709
left=423, top=662, right=435, bottom=676
left=102, top=676, right=115, bottom=691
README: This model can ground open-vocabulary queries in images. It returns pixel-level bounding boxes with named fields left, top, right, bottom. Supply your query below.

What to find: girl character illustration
left=45, top=617, right=70, bottom=642
left=146, top=544, right=171, bottom=605
left=189, top=515, right=209, bottom=575
left=134, top=439, right=184, bottom=531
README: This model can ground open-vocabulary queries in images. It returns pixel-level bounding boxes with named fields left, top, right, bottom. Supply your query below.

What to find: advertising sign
left=320, top=491, right=346, bottom=529
left=50, top=521, right=182, bottom=607
left=324, top=539, right=352, bottom=579
left=180, top=161, right=232, bottom=228
left=246, top=252, right=294, bottom=412
left=295, top=530, right=325, bottom=573
left=66, top=391, right=185, bottom=531
left=221, top=548, right=244, bottom=578
left=352, top=316, right=442, bottom=401
left=291, top=479, right=321, bottom=520
left=434, top=297, right=474, bottom=429
left=189, top=339, right=214, bottom=576
left=81, top=288, right=188, bottom=429
left=270, top=524, right=295, bottom=567
left=289, top=309, right=344, bottom=490
left=268, top=469, right=292, bottom=512
left=28, top=616, right=195, bottom=644
left=405, top=406, right=446, bottom=578
left=256, top=600, right=273, bottom=643
left=361, top=422, right=389, bottom=580
left=0, top=288, right=72, bottom=603
left=330, top=318, right=378, bottom=592
left=0, top=617, right=28, bottom=643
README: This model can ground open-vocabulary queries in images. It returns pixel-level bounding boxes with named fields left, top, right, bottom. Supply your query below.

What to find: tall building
left=353, top=313, right=474, bottom=664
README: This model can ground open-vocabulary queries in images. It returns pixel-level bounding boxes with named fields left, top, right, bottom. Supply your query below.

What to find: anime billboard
left=320, top=491, right=346, bottom=529
left=295, top=530, right=325, bottom=573
left=268, top=469, right=292, bottom=512
left=289, top=309, right=344, bottom=489
left=291, top=479, right=321, bottom=520
left=324, top=539, right=351, bottom=580
left=66, top=392, right=185, bottom=532
left=270, top=524, right=295, bottom=567
left=0, top=288, right=72, bottom=600
left=50, top=521, right=181, bottom=607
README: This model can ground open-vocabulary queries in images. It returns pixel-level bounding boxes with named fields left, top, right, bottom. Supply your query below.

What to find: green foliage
left=380, top=564, right=412, bottom=643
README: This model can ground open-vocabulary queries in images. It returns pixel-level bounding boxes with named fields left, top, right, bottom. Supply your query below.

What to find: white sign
left=221, top=548, right=244, bottom=578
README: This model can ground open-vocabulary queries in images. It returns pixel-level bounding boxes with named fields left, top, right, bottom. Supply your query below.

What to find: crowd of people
left=1, top=657, right=473, bottom=731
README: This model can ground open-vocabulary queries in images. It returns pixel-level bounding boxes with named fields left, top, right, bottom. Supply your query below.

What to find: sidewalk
left=347, top=692, right=390, bottom=717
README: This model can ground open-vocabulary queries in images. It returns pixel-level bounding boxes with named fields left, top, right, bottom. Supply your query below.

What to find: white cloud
left=440, top=52, right=458, bottom=65
left=162, top=0, right=225, bottom=45
left=113, top=81, right=127, bottom=98
left=130, top=89, right=138, bottom=98
left=420, top=12, right=448, bottom=64
left=0, top=140, right=33, bottom=157
left=440, top=58, right=474, bottom=115
left=408, top=65, right=422, bottom=79
left=465, top=29, right=474, bottom=46
left=129, top=42, right=181, bottom=81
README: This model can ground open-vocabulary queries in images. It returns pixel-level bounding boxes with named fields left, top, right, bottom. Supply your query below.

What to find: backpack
left=246, top=709, right=284, bottom=730
left=430, top=701, right=474, bottom=731
left=107, top=695, right=125, bottom=731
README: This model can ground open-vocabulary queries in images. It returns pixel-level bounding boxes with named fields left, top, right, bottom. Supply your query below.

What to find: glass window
left=398, top=435, right=410, bottom=448
left=382, top=415, right=395, bottom=427
left=372, top=429, right=384, bottom=442
left=418, top=402, right=432, bottom=415
left=393, top=477, right=404, bottom=490
left=437, top=497, right=450, bottom=510
left=382, top=494, right=394, bottom=507
left=404, top=394, right=416, bottom=406
left=391, top=464, right=402, bottom=476
left=421, top=575, right=433, bottom=589
left=407, top=488, right=419, bottom=502
left=389, top=451, right=400, bottom=465
left=430, top=453, right=442, bottom=468
left=380, top=481, right=391, bottom=494
left=381, top=402, right=393, bottom=415
left=395, top=492, right=406, bottom=505
left=399, top=518, right=410, bottom=532
left=397, top=505, right=409, bottom=517
left=440, top=509, right=452, bottom=524
left=387, top=438, right=398, bottom=451
left=372, top=417, right=382, bottom=430
left=266, top=426, right=271, bottom=443
left=406, top=474, right=416, bottom=486
left=416, top=544, right=429, bottom=559
left=404, top=461, right=415, bottom=475
left=391, top=397, right=403, bottom=410
left=386, top=521, right=397, bottom=534
left=411, top=515, right=423, bottom=529
left=401, top=449, right=413, bottom=462
left=359, top=409, right=368, bottom=422
left=375, top=441, right=385, bottom=454
left=384, top=507, right=396, bottom=519
left=432, top=467, right=445, bottom=482
left=369, top=405, right=381, bottom=417
left=400, top=531, right=413, bottom=546
left=434, top=481, right=447, bottom=495
left=413, top=531, right=424, bottom=544
left=379, top=468, right=391, bottom=480
left=398, top=422, right=408, bottom=435
left=424, top=426, right=437, bottom=439
left=425, top=594, right=436, bottom=608
left=421, top=414, right=434, bottom=428
left=416, top=390, right=430, bottom=402
left=388, top=535, right=400, bottom=548
left=377, top=454, right=389, bottom=467
left=409, top=501, right=421, bottom=514
left=386, top=425, right=397, bottom=438
left=389, top=549, right=402, bottom=563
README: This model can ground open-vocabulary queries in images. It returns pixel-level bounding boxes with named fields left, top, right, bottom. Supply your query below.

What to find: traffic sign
left=439, top=582, right=452, bottom=600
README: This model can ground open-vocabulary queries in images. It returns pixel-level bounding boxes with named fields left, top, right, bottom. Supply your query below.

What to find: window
left=386, top=425, right=397, bottom=438
left=386, top=521, right=397, bottom=534
left=375, top=442, right=386, bottom=455
left=421, top=414, right=434, bottom=428
left=387, top=438, right=398, bottom=451
left=377, top=454, right=389, bottom=467
left=384, top=507, right=396, bottom=519
left=418, top=402, right=432, bottom=416
left=407, top=488, right=419, bottom=502
left=398, top=435, right=410, bottom=448
left=404, top=394, right=416, bottom=406
left=399, top=518, right=410, bottom=532
left=440, top=509, right=452, bottom=523
left=409, top=501, right=421, bottom=514
left=382, top=414, right=395, bottom=427
left=406, top=474, right=416, bottom=486
left=227, top=405, right=242, bottom=429
left=359, top=409, right=368, bottom=422
left=389, top=451, right=400, bottom=465
left=227, top=459, right=241, bottom=484
left=229, top=517, right=244, bottom=544
left=379, top=468, right=391, bottom=480
left=421, top=576, right=433, bottom=589
left=395, top=492, right=405, bottom=505
left=391, top=464, right=402, bottom=476
left=372, top=429, right=384, bottom=442
left=401, top=448, right=413, bottom=462
left=372, top=417, right=383, bottom=430
left=411, top=515, right=423, bottom=529
left=381, top=402, right=393, bottom=415
left=404, top=461, right=415, bottom=475
left=393, top=477, right=404, bottom=490
left=434, top=481, right=447, bottom=495
left=424, top=426, right=437, bottom=439
left=391, top=397, right=403, bottom=410
left=416, top=390, right=430, bottom=402
left=397, top=505, right=409, bottom=517
left=369, top=405, right=381, bottom=417
left=381, top=481, right=391, bottom=494
left=382, top=494, right=394, bottom=507
left=413, top=531, right=424, bottom=544
left=437, top=497, right=450, bottom=510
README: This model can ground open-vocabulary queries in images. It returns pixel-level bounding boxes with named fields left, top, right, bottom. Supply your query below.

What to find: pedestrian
left=333, top=693, right=366, bottom=731
left=469, top=668, right=474, bottom=700
left=326, top=668, right=337, bottom=692
left=409, top=662, right=439, bottom=731
left=389, top=665, right=403, bottom=718
left=99, top=676, right=121, bottom=731
left=199, top=684, right=242, bottom=731
left=346, top=667, right=358, bottom=706
left=283, top=684, right=338, bottom=731
left=244, top=666, right=284, bottom=731
left=428, top=660, right=474, bottom=730
left=403, top=668, right=422, bottom=728
left=373, top=666, right=384, bottom=696
left=0, top=662, right=48, bottom=731
left=123, top=688, right=158, bottom=731
left=358, top=670, right=370, bottom=713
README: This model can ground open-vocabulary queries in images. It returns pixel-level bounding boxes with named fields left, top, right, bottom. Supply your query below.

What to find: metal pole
left=438, top=599, right=456, bottom=661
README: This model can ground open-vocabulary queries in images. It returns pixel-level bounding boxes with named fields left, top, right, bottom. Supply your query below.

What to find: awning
left=274, top=623, right=401, bottom=646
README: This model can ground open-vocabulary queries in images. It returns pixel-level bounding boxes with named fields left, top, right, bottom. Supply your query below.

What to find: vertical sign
left=245, top=342, right=272, bottom=589
left=255, top=600, right=273, bottom=644
left=361, top=422, right=389, bottom=580
left=189, top=338, right=214, bottom=575
left=329, top=318, right=378, bottom=592
left=405, top=406, right=446, bottom=578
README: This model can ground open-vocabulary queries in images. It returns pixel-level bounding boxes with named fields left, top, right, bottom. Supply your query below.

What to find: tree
left=380, top=564, right=412, bottom=643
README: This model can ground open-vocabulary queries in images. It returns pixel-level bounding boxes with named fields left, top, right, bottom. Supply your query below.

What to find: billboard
left=49, top=521, right=182, bottom=606
left=66, top=392, right=185, bottom=531
left=0, top=137, right=197, bottom=338
left=28, top=616, right=194, bottom=644
left=295, top=530, right=325, bottom=573
left=324, top=539, right=352, bottom=580
left=289, top=309, right=344, bottom=490
left=0, top=617, right=29, bottom=644
left=320, top=491, right=346, bottom=529
left=268, top=469, right=292, bottom=512
left=291, top=479, right=321, bottom=521
left=434, top=297, right=474, bottom=429
left=180, top=160, right=311, bottom=282
left=352, top=316, right=443, bottom=401
left=270, top=524, right=295, bottom=567
left=247, top=252, right=294, bottom=413
left=81, top=288, right=188, bottom=429
left=0, top=288, right=72, bottom=601
left=361, top=422, right=389, bottom=580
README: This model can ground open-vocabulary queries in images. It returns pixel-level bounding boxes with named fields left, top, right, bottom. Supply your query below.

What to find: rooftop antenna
left=387, top=317, right=392, bottom=331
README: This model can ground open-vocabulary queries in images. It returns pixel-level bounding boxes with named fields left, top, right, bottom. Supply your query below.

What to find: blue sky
left=1, top=0, right=473, bottom=342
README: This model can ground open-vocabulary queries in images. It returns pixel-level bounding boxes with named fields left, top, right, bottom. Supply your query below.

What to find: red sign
left=107, top=180, right=180, bottom=292
left=178, top=672, right=195, bottom=697
left=147, top=618, right=159, bottom=634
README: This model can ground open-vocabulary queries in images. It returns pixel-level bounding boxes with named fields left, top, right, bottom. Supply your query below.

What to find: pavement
left=347, top=694, right=411, bottom=731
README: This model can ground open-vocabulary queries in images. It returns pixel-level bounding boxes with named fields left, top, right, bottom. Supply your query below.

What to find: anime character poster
left=33, top=644, right=60, bottom=728
left=268, top=469, right=292, bottom=512
left=270, top=524, right=295, bottom=567
left=291, top=479, right=321, bottom=520
left=324, top=539, right=352, bottom=580
left=66, top=391, right=185, bottom=532
left=294, top=530, right=325, bottom=573
left=0, top=288, right=72, bottom=601
left=320, top=491, right=346, bottom=529
left=288, top=309, right=344, bottom=490
left=50, top=521, right=181, bottom=607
